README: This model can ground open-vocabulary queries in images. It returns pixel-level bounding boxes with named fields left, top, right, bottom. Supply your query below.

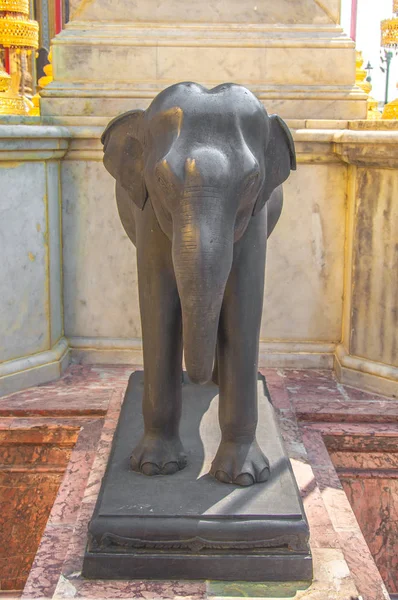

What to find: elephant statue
left=102, top=82, right=296, bottom=487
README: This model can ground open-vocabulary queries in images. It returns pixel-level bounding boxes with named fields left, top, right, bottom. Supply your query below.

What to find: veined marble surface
left=69, top=0, right=341, bottom=24
left=6, top=364, right=391, bottom=600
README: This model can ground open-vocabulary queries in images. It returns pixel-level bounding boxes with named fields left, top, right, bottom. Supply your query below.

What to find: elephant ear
left=252, top=115, right=296, bottom=216
left=101, top=110, right=148, bottom=210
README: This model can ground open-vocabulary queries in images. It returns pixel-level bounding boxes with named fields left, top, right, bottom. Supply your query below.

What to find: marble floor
left=0, top=365, right=397, bottom=600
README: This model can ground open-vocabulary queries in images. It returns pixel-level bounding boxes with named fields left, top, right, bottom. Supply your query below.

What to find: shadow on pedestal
left=82, top=372, right=312, bottom=582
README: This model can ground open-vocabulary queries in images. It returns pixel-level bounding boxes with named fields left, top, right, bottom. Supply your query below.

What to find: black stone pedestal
left=82, top=372, right=312, bottom=582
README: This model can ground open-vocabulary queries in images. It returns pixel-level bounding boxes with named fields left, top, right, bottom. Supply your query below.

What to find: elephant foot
left=210, top=439, right=270, bottom=486
left=130, top=433, right=187, bottom=476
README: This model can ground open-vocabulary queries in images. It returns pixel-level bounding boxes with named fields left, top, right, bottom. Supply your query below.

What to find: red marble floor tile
left=48, top=434, right=102, bottom=525
left=341, top=476, right=398, bottom=593
left=0, top=444, right=71, bottom=466
left=11, top=365, right=397, bottom=599
left=22, top=525, right=74, bottom=599
left=330, top=450, right=398, bottom=470
left=296, top=399, right=398, bottom=423
left=337, top=529, right=391, bottom=600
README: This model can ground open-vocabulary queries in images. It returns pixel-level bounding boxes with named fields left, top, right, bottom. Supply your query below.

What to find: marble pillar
left=40, top=0, right=367, bottom=120
left=0, top=125, right=70, bottom=396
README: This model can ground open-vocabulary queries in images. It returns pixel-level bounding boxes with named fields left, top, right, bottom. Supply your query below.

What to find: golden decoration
left=0, top=0, right=29, bottom=14
left=0, top=64, right=29, bottom=114
left=30, top=48, right=53, bottom=114
left=0, top=67, right=11, bottom=92
left=0, top=16, right=39, bottom=49
left=355, top=50, right=382, bottom=120
left=382, top=98, right=398, bottom=118
left=381, top=17, right=398, bottom=47
left=38, top=60, right=52, bottom=87
left=0, top=0, right=39, bottom=117
left=355, top=50, right=371, bottom=94
left=0, top=91, right=26, bottom=114
left=29, top=91, right=39, bottom=115
left=380, top=5, right=398, bottom=118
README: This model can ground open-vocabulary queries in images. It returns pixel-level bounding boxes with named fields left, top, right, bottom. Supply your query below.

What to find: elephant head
left=101, top=83, right=296, bottom=384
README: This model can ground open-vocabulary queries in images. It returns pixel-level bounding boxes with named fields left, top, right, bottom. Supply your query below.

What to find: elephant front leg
left=130, top=202, right=186, bottom=476
left=210, top=210, right=270, bottom=487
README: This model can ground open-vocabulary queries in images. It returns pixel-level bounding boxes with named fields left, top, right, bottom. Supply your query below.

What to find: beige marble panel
left=52, top=45, right=157, bottom=83
left=350, top=168, right=398, bottom=368
left=262, top=163, right=347, bottom=343
left=156, top=46, right=267, bottom=85
left=0, top=162, right=49, bottom=363
left=265, top=47, right=355, bottom=86
left=70, top=0, right=340, bottom=24
left=41, top=95, right=367, bottom=121
left=61, top=161, right=142, bottom=339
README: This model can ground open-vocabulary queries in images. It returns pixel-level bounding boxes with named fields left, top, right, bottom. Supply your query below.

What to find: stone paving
left=0, top=365, right=395, bottom=599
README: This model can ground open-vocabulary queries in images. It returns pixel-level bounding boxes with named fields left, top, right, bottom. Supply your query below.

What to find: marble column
left=40, top=0, right=367, bottom=120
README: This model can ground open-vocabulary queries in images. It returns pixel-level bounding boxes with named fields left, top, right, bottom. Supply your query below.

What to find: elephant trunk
left=172, top=203, right=234, bottom=385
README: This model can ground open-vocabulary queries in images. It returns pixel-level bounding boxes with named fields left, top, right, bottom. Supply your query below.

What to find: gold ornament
left=29, top=91, right=40, bottom=115
left=355, top=51, right=371, bottom=94
left=0, top=16, right=39, bottom=49
left=355, top=50, right=382, bottom=120
left=382, top=98, right=398, bottom=118
left=394, top=0, right=398, bottom=14
left=38, top=51, right=52, bottom=88
left=381, top=17, right=398, bottom=47
left=0, top=91, right=27, bottom=114
left=0, top=67, right=11, bottom=92
left=0, top=0, right=29, bottom=14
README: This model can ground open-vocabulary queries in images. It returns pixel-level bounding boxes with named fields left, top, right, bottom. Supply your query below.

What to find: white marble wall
left=263, top=164, right=346, bottom=344
left=61, top=161, right=141, bottom=341
left=1, top=122, right=397, bottom=398
left=69, top=0, right=340, bottom=24
left=0, top=126, right=69, bottom=396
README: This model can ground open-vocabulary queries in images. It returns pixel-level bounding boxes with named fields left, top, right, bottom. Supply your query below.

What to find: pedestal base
left=82, top=372, right=312, bottom=581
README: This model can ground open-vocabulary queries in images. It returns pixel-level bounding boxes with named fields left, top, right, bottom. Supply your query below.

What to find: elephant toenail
left=141, top=462, right=160, bottom=476
left=234, top=473, right=255, bottom=487
left=215, top=470, right=232, bottom=484
left=259, top=466, right=271, bottom=482
left=161, top=461, right=179, bottom=475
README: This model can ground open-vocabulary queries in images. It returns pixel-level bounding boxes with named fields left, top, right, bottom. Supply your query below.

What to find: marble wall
left=69, top=0, right=341, bottom=24
left=41, top=0, right=366, bottom=121
left=0, top=126, right=70, bottom=396
left=0, top=121, right=398, bottom=397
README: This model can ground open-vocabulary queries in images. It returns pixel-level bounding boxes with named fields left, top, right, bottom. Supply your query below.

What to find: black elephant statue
left=102, top=82, right=296, bottom=486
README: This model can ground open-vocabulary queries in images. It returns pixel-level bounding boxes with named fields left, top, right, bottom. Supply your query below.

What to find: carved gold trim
left=0, top=68, right=11, bottom=92
left=0, top=91, right=26, bottom=114
left=0, top=16, right=39, bottom=49
left=381, top=17, right=398, bottom=47
left=382, top=98, right=398, bottom=119
left=0, top=0, right=29, bottom=15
